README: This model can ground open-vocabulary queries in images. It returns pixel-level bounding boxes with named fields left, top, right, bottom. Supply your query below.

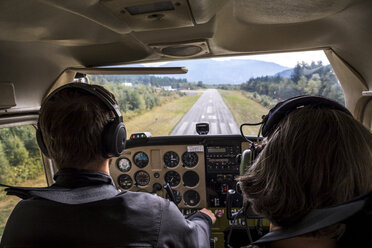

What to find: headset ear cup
left=36, top=125, right=50, bottom=157
left=102, top=120, right=126, bottom=158
left=115, top=122, right=126, bottom=155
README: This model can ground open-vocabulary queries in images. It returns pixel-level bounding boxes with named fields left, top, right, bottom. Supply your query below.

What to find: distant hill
left=132, top=59, right=289, bottom=84
left=275, top=68, right=294, bottom=78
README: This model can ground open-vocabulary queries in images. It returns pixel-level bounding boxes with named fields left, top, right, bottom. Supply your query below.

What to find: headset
left=240, top=95, right=352, bottom=140
left=239, top=94, right=353, bottom=172
left=261, top=95, right=352, bottom=137
left=231, top=95, right=353, bottom=246
left=36, top=83, right=126, bottom=158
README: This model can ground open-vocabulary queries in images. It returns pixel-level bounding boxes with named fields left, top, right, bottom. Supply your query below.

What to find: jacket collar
left=53, top=168, right=115, bottom=188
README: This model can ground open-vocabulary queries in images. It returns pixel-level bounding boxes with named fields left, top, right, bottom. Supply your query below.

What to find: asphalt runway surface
left=171, top=89, right=240, bottom=135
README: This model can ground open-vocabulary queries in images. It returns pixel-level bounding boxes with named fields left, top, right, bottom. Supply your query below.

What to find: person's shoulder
left=114, top=191, right=170, bottom=209
left=117, top=190, right=165, bottom=201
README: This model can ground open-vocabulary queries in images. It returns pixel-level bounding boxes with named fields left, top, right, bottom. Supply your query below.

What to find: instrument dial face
left=133, top=152, right=149, bottom=168
left=184, top=190, right=200, bottom=206
left=183, top=171, right=199, bottom=187
left=166, top=189, right=182, bottom=204
left=164, top=171, right=181, bottom=187
left=116, top=158, right=131, bottom=172
left=135, top=170, right=150, bottom=186
left=118, top=174, right=133, bottom=190
left=163, top=151, right=179, bottom=168
left=182, top=152, right=198, bottom=168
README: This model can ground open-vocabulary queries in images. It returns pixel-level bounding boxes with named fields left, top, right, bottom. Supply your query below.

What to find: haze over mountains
left=137, top=59, right=291, bottom=84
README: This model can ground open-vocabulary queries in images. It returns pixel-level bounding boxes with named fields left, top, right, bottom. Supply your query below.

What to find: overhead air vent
left=124, top=1, right=175, bottom=15
left=151, top=41, right=210, bottom=58
left=100, top=0, right=194, bottom=31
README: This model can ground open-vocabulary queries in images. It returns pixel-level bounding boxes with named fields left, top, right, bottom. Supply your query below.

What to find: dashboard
left=111, top=144, right=208, bottom=208
left=110, top=135, right=251, bottom=209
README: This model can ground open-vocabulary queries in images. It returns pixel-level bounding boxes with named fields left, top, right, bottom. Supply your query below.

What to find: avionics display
left=206, top=144, right=242, bottom=208
left=207, top=147, right=227, bottom=153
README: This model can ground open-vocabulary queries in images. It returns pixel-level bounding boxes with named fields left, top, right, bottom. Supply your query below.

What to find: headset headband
left=37, top=82, right=126, bottom=158
left=261, top=95, right=352, bottom=137
left=42, top=83, right=123, bottom=122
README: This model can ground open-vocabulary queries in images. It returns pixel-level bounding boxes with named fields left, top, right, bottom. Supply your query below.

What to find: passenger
left=239, top=102, right=372, bottom=247
left=1, top=83, right=216, bottom=247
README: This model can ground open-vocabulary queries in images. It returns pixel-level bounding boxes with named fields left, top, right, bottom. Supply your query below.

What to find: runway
left=171, top=89, right=240, bottom=135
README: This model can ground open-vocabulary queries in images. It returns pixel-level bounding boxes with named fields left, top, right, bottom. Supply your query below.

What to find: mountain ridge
left=131, top=59, right=290, bottom=84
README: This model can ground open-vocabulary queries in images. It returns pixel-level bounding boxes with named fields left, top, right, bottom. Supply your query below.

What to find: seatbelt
left=0, top=183, right=121, bottom=205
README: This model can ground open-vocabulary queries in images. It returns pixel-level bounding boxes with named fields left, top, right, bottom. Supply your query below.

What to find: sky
left=211, top=50, right=329, bottom=68
left=141, top=50, right=329, bottom=68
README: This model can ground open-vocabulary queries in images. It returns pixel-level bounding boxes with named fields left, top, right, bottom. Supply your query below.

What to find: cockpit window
left=0, top=126, right=47, bottom=238
left=88, top=50, right=344, bottom=137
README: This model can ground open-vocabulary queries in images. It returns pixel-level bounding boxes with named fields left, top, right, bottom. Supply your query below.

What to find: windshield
left=88, top=50, right=344, bottom=137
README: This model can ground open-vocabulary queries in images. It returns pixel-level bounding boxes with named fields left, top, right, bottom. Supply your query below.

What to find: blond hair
left=239, top=106, right=372, bottom=238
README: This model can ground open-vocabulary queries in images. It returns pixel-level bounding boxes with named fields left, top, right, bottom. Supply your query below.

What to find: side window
left=0, top=125, right=47, bottom=238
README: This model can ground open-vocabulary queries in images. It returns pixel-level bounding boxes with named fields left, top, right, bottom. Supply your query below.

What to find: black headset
left=261, top=95, right=352, bottom=137
left=240, top=95, right=352, bottom=154
left=36, top=83, right=126, bottom=158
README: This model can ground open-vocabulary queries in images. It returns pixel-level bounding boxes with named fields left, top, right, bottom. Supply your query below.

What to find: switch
left=222, top=184, right=228, bottom=193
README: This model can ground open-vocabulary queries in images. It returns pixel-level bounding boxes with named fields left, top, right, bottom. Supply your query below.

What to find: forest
left=240, top=62, right=344, bottom=108
left=88, top=77, right=188, bottom=117
left=89, top=75, right=203, bottom=90
left=0, top=126, right=44, bottom=194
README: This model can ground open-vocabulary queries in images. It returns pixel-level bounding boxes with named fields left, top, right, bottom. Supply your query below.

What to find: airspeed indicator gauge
left=116, top=158, right=131, bottom=172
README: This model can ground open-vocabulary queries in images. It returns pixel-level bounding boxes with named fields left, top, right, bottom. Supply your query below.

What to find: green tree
left=291, top=63, right=303, bottom=83
left=4, top=136, right=29, bottom=166
left=0, top=144, right=9, bottom=183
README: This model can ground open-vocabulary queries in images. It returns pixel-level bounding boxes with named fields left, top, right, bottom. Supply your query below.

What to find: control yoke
left=164, top=183, right=177, bottom=206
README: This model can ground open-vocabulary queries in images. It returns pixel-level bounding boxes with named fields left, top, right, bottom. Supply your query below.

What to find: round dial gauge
left=135, top=170, right=150, bottom=186
left=164, top=171, right=181, bottom=187
left=184, top=190, right=200, bottom=206
left=182, top=152, right=198, bottom=168
left=183, top=171, right=199, bottom=187
left=163, top=151, right=179, bottom=168
left=133, top=152, right=149, bottom=168
left=116, top=158, right=131, bottom=172
left=118, top=174, right=133, bottom=190
left=166, top=189, right=182, bottom=204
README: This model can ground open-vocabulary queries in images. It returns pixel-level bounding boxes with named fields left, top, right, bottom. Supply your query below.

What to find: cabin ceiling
left=0, top=0, right=371, bottom=114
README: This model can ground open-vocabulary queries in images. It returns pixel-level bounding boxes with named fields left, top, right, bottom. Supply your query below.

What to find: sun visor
left=0, top=83, right=16, bottom=109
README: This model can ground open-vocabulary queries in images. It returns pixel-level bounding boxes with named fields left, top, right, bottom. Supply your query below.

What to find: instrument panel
left=110, top=145, right=208, bottom=208
left=110, top=136, right=252, bottom=210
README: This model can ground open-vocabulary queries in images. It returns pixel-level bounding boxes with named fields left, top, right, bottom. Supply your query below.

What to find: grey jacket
left=1, top=169, right=212, bottom=248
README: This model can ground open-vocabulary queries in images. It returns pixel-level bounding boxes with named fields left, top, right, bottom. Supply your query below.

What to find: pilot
left=239, top=98, right=372, bottom=247
left=1, top=83, right=216, bottom=247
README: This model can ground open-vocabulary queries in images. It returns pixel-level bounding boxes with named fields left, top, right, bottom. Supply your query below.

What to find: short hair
left=239, top=106, right=372, bottom=238
left=39, top=84, right=117, bottom=169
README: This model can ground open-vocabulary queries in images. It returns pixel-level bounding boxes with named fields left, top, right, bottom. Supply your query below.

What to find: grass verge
left=219, top=90, right=269, bottom=136
left=124, top=94, right=201, bottom=136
